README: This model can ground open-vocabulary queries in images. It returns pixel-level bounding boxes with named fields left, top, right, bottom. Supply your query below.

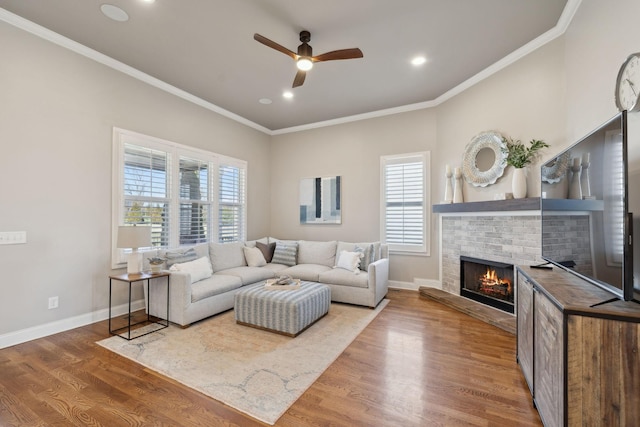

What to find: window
left=112, top=128, right=247, bottom=267
left=381, top=152, right=430, bottom=254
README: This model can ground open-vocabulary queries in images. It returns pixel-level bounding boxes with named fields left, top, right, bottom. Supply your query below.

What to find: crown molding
left=0, top=8, right=271, bottom=135
left=1, top=1, right=581, bottom=136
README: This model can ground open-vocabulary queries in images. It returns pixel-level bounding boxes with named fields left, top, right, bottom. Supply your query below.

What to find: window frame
left=380, top=151, right=430, bottom=255
left=111, top=128, right=247, bottom=268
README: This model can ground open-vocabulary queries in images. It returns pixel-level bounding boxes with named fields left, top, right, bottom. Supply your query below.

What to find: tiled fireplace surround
left=436, top=200, right=542, bottom=298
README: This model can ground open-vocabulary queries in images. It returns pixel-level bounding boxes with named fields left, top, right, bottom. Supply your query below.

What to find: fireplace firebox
left=460, top=256, right=514, bottom=313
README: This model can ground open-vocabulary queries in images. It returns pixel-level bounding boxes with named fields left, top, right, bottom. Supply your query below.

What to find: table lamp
left=117, top=225, right=151, bottom=274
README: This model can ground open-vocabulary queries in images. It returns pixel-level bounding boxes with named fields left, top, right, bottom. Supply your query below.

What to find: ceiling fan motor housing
left=298, top=30, right=312, bottom=57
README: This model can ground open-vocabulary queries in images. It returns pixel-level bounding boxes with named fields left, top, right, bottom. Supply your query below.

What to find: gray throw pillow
left=165, top=247, right=198, bottom=267
left=256, top=241, right=276, bottom=263
left=355, top=244, right=375, bottom=272
left=271, top=242, right=298, bottom=266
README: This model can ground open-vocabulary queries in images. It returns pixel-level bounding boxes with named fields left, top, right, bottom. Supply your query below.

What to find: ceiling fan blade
left=313, top=48, right=363, bottom=62
left=292, top=70, right=306, bottom=88
left=254, top=33, right=297, bottom=60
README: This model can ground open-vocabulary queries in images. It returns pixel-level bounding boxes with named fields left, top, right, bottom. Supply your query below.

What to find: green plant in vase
left=502, top=137, right=549, bottom=168
left=502, top=137, right=549, bottom=199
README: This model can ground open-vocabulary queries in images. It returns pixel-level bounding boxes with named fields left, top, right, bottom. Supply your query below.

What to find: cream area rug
left=97, top=300, right=388, bottom=425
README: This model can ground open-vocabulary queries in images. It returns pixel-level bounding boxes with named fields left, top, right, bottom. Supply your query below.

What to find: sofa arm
left=367, top=258, right=389, bottom=307
left=147, top=270, right=193, bottom=326
left=166, top=271, right=192, bottom=310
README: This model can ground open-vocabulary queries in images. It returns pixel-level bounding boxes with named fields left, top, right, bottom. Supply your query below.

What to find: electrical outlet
left=48, top=296, right=59, bottom=309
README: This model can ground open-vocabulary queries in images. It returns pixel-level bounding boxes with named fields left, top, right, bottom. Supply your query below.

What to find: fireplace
left=460, top=256, right=514, bottom=313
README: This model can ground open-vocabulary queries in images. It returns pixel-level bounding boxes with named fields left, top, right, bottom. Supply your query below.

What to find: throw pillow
left=243, top=246, right=267, bottom=267
left=271, top=241, right=298, bottom=266
left=355, top=243, right=375, bottom=272
left=165, top=247, right=198, bottom=267
left=169, top=256, right=213, bottom=283
left=335, top=250, right=362, bottom=273
left=256, top=241, right=276, bottom=263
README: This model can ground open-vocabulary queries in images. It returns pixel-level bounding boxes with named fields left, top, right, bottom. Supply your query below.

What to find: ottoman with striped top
left=234, top=281, right=331, bottom=336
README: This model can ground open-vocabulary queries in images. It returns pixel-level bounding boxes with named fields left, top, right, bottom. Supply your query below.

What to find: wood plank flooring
left=0, top=289, right=542, bottom=426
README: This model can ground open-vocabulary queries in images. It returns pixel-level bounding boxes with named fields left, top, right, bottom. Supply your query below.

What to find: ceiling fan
left=254, top=30, right=363, bottom=88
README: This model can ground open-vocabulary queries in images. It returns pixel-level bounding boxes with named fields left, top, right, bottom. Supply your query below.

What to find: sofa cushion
left=297, top=240, right=337, bottom=267
left=271, top=241, right=298, bottom=266
left=354, top=243, right=375, bottom=272
left=256, top=241, right=276, bottom=263
left=262, top=263, right=290, bottom=274
left=209, top=241, right=247, bottom=272
left=215, top=266, right=276, bottom=285
left=169, top=256, right=213, bottom=283
left=243, top=246, right=267, bottom=267
left=191, top=274, right=242, bottom=303
left=319, top=268, right=369, bottom=289
left=244, top=237, right=269, bottom=248
left=281, top=264, right=332, bottom=282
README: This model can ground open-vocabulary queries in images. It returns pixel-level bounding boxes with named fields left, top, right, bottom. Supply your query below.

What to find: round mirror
left=475, top=147, right=496, bottom=172
left=462, top=131, right=508, bottom=187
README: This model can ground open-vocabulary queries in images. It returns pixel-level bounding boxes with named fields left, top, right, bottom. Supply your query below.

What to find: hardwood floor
left=0, top=289, right=542, bottom=426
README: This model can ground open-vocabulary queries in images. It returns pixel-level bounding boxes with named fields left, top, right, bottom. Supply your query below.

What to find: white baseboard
left=389, top=278, right=441, bottom=291
left=0, top=299, right=145, bottom=349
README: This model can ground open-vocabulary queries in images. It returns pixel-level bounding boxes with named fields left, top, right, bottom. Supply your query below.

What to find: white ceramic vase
left=512, top=167, right=527, bottom=199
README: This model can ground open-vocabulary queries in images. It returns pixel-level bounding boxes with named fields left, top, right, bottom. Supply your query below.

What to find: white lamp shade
left=117, top=226, right=151, bottom=249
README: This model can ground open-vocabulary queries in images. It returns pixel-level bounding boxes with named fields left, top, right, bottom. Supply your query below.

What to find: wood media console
left=516, top=266, right=640, bottom=426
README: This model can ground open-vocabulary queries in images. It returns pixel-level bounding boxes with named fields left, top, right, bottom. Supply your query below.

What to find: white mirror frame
left=462, top=131, right=508, bottom=187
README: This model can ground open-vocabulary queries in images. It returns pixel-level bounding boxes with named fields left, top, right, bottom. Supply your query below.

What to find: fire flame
left=480, top=267, right=512, bottom=295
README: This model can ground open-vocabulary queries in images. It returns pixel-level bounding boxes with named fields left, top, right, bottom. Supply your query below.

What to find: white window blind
left=112, top=128, right=247, bottom=268
left=179, top=156, right=210, bottom=245
left=381, top=152, right=429, bottom=254
left=218, top=163, right=246, bottom=242
left=123, top=143, right=171, bottom=248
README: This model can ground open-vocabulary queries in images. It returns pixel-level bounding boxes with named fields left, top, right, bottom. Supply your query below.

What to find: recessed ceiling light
left=141, top=0, right=156, bottom=3
left=411, top=56, right=427, bottom=66
left=259, top=98, right=272, bottom=105
left=101, top=4, right=129, bottom=22
left=283, top=91, right=294, bottom=99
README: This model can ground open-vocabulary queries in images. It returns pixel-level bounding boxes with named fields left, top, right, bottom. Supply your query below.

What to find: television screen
left=541, top=111, right=638, bottom=301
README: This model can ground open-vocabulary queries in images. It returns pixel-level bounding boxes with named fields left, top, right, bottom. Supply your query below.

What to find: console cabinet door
left=516, top=272, right=534, bottom=393
left=534, top=291, right=564, bottom=427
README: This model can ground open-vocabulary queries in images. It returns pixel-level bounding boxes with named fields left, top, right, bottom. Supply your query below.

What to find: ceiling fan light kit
left=254, top=30, right=363, bottom=88
left=296, top=58, right=313, bottom=71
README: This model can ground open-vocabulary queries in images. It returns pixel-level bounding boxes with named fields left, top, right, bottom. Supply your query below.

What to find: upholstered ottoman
left=234, top=281, right=331, bottom=336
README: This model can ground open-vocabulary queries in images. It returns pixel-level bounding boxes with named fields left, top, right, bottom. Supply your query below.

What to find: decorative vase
left=569, top=157, right=582, bottom=200
left=512, top=167, right=527, bottom=199
left=581, top=153, right=592, bottom=199
left=453, top=167, right=464, bottom=203
left=444, top=165, right=453, bottom=203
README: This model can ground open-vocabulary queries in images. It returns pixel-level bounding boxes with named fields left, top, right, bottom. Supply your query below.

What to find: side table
left=108, top=271, right=170, bottom=340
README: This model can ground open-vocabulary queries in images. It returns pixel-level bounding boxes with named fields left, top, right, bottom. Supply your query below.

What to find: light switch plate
left=0, top=231, right=27, bottom=245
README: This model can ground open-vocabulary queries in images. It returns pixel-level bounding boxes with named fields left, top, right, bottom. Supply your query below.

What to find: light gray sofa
left=144, top=238, right=389, bottom=327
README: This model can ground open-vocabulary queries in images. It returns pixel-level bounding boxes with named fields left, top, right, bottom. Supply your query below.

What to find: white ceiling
left=0, top=0, right=573, bottom=133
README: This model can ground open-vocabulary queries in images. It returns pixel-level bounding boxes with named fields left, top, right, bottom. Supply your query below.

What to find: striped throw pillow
left=271, top=242, right=298, bottom=266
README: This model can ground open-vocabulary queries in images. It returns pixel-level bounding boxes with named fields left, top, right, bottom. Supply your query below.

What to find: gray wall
left=0, top=21, right=271, bottom=337
left=270, top=109, right=438, bottom=284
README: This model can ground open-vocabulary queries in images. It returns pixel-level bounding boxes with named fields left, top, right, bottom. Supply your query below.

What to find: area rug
left=97, top=300, right=388, bottom=425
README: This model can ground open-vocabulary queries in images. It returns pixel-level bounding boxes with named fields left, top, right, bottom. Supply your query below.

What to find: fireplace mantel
left=432, top=197, right=540, bottom=214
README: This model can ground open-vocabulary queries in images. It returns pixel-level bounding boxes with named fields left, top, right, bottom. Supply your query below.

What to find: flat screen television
left=540, top=111, right=640, bottom=302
